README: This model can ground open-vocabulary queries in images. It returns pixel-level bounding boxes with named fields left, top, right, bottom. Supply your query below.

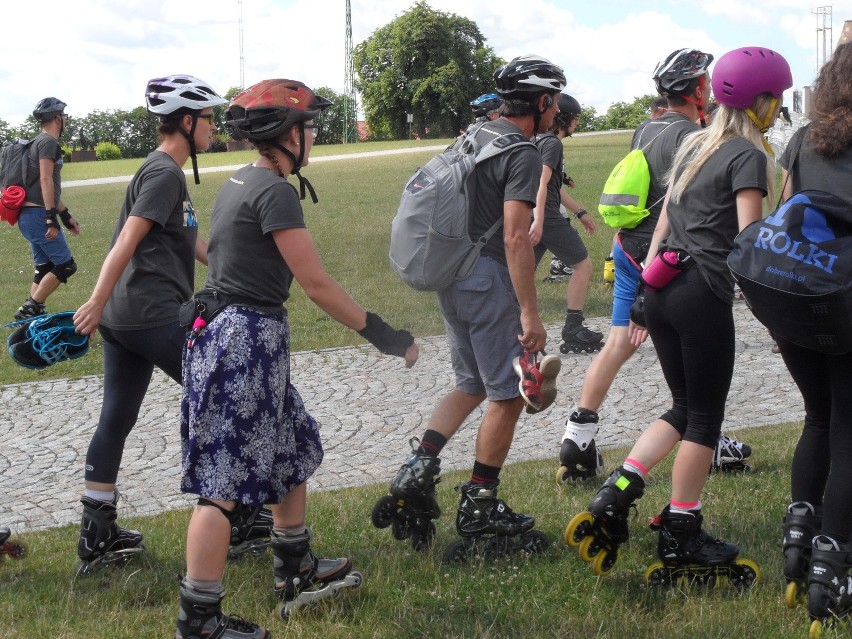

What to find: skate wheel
left=785, top=580, right=805, bottom=609
left=590, top=546, right=618, bottom=576
left=391, top=518, right=411, bottom=541
left=3, top=541, right=28, bottom=560
left=564, top=512, right=594, bottom=547
left=559, top=342, right=570, bottom=354
left=349, top=571, right=364, bottom=590
left=371, top=495, right=397, bottom=529
left=411, top=522, right=436, bottom=552
left=443, top=540, right=469, bottom=564
left=277, top=602, right=292, bottom=621
left=644, top=561, right=671, bottom=588
left=810, top=619, right=825, bottom=639
left=729, top=558, right=761, bottom=591
left=555, top=465, right=571, bottom=486
left=521, top=530, right=550, bottom=555
left=578, top=535, right=603, bottom=562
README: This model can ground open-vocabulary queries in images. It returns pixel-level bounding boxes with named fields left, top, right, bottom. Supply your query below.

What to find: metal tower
left=238, top=0, right=245, bottom=89
left=813, top=6, right=833, bottom=74
left=343, top=0, right=357, bottom=143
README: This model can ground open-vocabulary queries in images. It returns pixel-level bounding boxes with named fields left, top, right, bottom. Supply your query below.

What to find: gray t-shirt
left=664, top=136, right=767, bottom=304
left=205, top=164, right=306, bottom=306
left=622, top=113, right=698, bottom=253
left=780, top=125, right=852, bottom=207
left=101, top=151, right=197, bottom=330
left=468, top=118, right=542, bottom=266
left=25, top=132, right=63, bottom=206
left=534, top=132, right=564, bottom=218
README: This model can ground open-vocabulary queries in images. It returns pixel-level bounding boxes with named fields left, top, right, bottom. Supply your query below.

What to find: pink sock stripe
left=624, top=458, right=648, bottom=475
left=670, top=500, right=700, bottom=510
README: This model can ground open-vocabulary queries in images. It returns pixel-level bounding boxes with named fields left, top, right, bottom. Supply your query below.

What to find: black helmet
left=557, top=94, right=581, bottom=117
left=494, top=55, right=566, bottom=100
left=470, top=93, right=502, bottom=117
left=653, top=49, right=714, bottom=97
left=226, top=79, right=332, bottom=141
left=33, top=97, right=67, bottom=122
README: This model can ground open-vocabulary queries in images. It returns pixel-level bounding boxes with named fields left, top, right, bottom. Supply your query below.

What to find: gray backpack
left=389, top=123, right=534, bottom=291
left=0, top=138, right=34, bottom=190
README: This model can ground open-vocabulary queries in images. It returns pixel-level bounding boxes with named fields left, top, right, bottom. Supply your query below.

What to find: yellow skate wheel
left=810, top=619, right=824, bottom=639
left=556, top=465, right=570, bottom=485
left=564, top=511, right=593, bottom=547
left=591, top=546, right=619, bottom=576
left=730, top=558, right=761, bottom=591
left=644, top=561, right=669, bottom=588
left=785, top=580, right=804, bottom=609
left=578, top=534, right=602, bottom=562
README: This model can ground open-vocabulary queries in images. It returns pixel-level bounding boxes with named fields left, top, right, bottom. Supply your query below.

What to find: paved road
left=0, top=302, right=801, bottom=535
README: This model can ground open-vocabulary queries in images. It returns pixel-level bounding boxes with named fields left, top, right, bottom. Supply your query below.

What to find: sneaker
left=513, top=351, right=561, bottom=414
left=7, top=311, right=89, bottom=369
left=711, top=434, right=753, bottom=472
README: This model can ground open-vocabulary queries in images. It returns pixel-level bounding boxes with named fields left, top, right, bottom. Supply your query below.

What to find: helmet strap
left=745, top=97, right=778, bottom=134
left=181, top=116, right=201, bottom=185
left=269, top=140, right=319, bottom=204
left=682, top=76, right=708, bottom=128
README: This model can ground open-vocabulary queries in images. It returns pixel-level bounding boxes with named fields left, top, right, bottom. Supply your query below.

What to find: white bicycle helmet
left=145, top=74, right=226, bottom=117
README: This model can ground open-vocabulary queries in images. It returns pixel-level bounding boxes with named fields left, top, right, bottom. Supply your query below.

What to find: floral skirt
left=180, top=306, right=323, bottom=504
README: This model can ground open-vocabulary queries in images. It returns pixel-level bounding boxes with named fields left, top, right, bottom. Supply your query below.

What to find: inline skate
left=710, top=434, right=753, bottom=472
left=808, top=535, right=852, bottom=638
left=644, top=506, right=760, bottom=590
left=444, top=481, right=548, bottom=563
left=228, top=505, right=273, bottom=560
left=783, top=501, right=821, bottom=609
left=556, top=406, right=604, bottom=484
left=0, top=526, right=27, bottom=561
left=272, top=529, right=363, bottom=620
left=542, top=257, right=574, bottom=283
left=560, top=311, right=603, bottom=354
left=76, top=495, right=145, bottom=575
left=176, top=578, right=269, bottom=639
left=372, top=438, right=441, bottom=550
left=564, top=466, right=645, bottom=575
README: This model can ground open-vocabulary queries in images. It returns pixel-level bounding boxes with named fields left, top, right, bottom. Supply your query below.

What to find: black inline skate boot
left=710, top=434, right=753, bottom=472
left=645, top=506, right=760, bottom=589
left=807, top=535, right=852, bottom=637
left=564, top=466, right=645, bottom=575
left=556, top=406, right=604, bottom=484
left=272, top=528, right=363, bottom=620
left=175, top=578, right=269, bottom=639
left=542, top=257, right=574, bottom=283
left=13, top=297, right=46, bottom=322
left=0, top=526, right=27, bottom=561
left=227, top=505, right=273, bottom=560
left=560, top=311, right=603, bottom=354
left=372, top=438, right=441, bottom=550
left=76, top=494, right=145, bottom=575
left=783, top=501, right=822, bottom=609
left=444, top=481, right=548, bottom=563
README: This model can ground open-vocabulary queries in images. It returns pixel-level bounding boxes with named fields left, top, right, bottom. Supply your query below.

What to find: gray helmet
left=653, top=49, right=714, bottom=97
left=33, top=97, right=67, bottom=122
left=494, top=55, right=566, bottom=100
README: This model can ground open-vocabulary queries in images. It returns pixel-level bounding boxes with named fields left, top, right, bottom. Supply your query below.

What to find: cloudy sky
left=2, top=0, right=848, bottom=126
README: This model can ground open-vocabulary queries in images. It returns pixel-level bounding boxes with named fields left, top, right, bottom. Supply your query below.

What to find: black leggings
left=84, top=322, right=184, bottom=484
left=644, top=267, right=735, bottom=448
left=776, top=335, right=852, bottom=542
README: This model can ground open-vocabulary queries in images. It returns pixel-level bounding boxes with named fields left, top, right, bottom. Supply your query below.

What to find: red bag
left=0, top=185, right=26, bottom=226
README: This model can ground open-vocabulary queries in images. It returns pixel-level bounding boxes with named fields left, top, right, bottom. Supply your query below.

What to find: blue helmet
left=470, top=93, right=503, bottom=117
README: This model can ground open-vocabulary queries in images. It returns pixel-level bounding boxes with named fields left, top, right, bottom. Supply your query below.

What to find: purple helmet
left=711, top=47, right=792, bottom=109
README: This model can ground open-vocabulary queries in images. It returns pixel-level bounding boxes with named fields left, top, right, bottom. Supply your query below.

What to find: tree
left=354, top=1, right=503, bottom=140
left=597, top=94, right=657, bottom=131
left=313, top=87, right=346, bottom=145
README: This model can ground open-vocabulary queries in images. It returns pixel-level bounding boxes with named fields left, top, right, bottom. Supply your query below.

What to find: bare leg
left=186, top=497, right=236, bottom=581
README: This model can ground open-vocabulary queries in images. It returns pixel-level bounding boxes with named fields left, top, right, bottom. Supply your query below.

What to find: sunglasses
left=195, top=114, right=215, bottom=124
left=304, top=123, right=320, bottom=139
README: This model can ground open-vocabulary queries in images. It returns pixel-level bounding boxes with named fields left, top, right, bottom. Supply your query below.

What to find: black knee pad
left=660, top=407, right=688, bottom=437
left=197, top=497, right=237, bottom=523
left=51, top=259, right=77, bottom=284
left=34, top=262, right=54, bottom=284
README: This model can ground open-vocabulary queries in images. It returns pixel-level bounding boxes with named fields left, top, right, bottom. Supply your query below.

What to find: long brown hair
left=809, top=42, right=852, bottom=158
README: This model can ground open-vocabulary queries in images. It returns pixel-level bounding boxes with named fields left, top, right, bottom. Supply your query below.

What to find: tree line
left=0, top=2, right=658, bottom=158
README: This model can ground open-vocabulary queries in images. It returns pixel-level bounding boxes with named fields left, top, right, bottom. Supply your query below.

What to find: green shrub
left=60, top=144, right=72, bottom=162
left=95, top=141, right=122, bottom=161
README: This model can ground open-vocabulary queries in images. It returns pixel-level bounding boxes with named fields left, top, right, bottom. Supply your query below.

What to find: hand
left=45, top=225, right=59, bottom=240
left=66, top=216, right=81, bottom=236
left=404, top=342, right=419, bottom=369
left=517, top=311, right=547, bottom=353
left=528, top=220, right=543, bottom=247
left=580, top=214, right=596, bottom=235
left=628, top=321, right=649, bottom=347
left=73, top=299, right=105, bottom=336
